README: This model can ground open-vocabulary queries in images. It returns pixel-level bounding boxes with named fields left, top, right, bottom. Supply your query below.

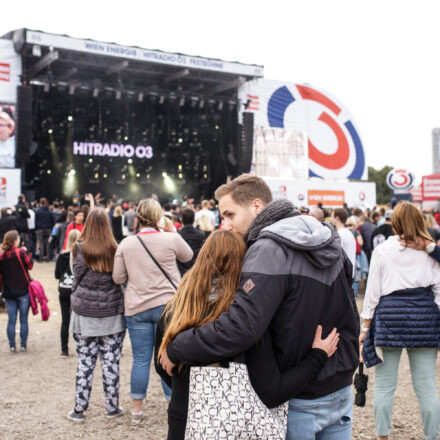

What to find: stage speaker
left=15, top=85, right=33, bottom=167
left=239, top=112, right=254, bottom=173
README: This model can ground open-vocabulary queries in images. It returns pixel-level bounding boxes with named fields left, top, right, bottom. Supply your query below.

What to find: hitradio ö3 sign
left=386, top=169, right=415, bottom=193
left=239, top=79, right=367, bottom=180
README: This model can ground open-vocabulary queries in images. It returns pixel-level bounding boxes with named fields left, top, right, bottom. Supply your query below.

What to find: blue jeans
left=5, top=294, right=30, bottom=349
left=286, top=385, right=353, bottom=440
left=126, top=305, right=172, bottom=400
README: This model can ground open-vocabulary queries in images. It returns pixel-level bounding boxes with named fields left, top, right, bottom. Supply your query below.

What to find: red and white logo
left=0, top=177, right=7, bottom=191
left=0, top=63, right=10, bottom=82
left=245, top=94, right=259, bottom=111
left=278, top=185, right=287, bottom=196
left=358, top=191, right=365, bottom=201
left=386, top=169, right=414, bottom=192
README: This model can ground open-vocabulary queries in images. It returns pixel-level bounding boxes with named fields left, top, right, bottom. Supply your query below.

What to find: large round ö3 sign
left=267, top=84, right=365, bottom=179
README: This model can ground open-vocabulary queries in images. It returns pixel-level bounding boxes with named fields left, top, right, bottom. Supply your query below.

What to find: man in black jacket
left=14, top=194, right=30, bottom=248
left=35, top=198, right=54, bottom=261
left=177, top=208, right=206, bottom=276
left=160, top=174, right=359, bottom=440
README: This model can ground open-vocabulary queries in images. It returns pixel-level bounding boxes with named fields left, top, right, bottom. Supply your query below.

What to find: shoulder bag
left=136, top=235, right=177, bottom=290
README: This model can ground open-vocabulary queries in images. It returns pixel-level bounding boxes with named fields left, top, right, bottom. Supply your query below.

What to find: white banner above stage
left=0, top=168, right=21, bottom=207
left=0, top=39, right=22, bottom=104
left=26, top=30, right=263, bottom=77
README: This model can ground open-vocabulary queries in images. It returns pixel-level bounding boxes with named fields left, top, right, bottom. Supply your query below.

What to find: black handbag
left=136, top=235, right=177, bottom=290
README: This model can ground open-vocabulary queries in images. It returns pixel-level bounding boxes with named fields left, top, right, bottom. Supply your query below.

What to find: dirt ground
left=0, top=262, right=438, bottom=440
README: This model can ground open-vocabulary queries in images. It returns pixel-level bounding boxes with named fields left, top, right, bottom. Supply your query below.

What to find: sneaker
left=10, top=347, right=16, bottom=353
left=20, top=347, right=27, bottom=353
left=67, top=410, right=85, bottom=423
left=106, top=407, right=124, bottom=419
left=131, top=411, right=143, bottom=424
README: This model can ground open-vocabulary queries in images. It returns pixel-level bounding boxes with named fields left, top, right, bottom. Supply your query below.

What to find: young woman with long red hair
left=155, top=230, right=339, bottom=440
left=67, top=208, right=125, bottom=423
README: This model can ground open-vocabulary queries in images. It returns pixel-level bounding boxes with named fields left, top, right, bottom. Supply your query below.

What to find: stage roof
left=3, top=29, right=263, bottom=99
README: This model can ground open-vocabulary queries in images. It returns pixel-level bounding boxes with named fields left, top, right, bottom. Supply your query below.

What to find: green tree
left=368, top=165, right=393, bottom=205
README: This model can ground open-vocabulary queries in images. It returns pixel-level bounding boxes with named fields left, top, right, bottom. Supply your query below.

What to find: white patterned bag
left=184, top=362, right=288, bottom=440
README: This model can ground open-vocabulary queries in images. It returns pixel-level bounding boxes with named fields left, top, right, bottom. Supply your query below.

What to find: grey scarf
left=245, top=199, right=299, bottom=244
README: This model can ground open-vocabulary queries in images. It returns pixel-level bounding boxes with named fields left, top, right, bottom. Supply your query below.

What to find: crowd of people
left=1, top=175, right=440, bottom=440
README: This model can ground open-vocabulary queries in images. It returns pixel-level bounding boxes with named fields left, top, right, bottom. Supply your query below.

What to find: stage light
left=178, top=138, right=183, bottom=144
left=178, top=173, right=183, bottom=179
left=93, top=88, right=99, bottom=98
left=47, top=170, right=52, bottom=175
left=203, top=165, right=207, bottom=171
left=127, top=158, right=132, bottom=164
left=138, top=92, right=144, bottom=102
left=94, top=173, right=99, bottom=179
left=88, top=158, right=93, bottom=163
left=146, top=173, right=150, bottom=179
left=178, top=164, right=182, bottom=171
left=136, top=173, right=140, bottom=178
left=218, top=102, right=224, bottom=111
left=163, top=173, right=176, bottom=193
left=179, top=97, right=185, bottom=106
left=68, top=169, right=76, bottom=178
left=116, top=90, right=122, bottom=100
left=103, top=173, right=108, bottom=179
left=67, top=115, right=73, bottom=122
left=124, top=136, right=128, bottom=141
left=69, top=85, right=75, bottom=95
left=48, top=129, right=53, bottom=134
left=203, top=173, right=208, bottom=179
left=159, top=95, right=165, bottom=104
left=122, top=174, right=126, bottom=180
left=215, top=125, right=219, bottom=130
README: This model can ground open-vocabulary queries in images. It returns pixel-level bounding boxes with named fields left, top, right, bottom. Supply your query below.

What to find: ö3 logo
left=267, top=84, right=365, bottom=179
left=386, top=169, right=414, bottom=191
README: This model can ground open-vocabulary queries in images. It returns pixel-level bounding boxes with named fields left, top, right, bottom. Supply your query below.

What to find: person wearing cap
left=370, top=210, right=394, bottom=249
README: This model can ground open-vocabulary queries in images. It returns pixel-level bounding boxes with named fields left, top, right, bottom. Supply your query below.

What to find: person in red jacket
left=62, top=211, right=84, bottom=250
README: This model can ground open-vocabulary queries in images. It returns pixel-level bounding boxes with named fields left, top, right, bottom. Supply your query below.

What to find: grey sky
left=2, top=0, right=438, bottom=183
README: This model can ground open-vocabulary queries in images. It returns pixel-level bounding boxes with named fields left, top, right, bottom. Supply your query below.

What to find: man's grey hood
left=259, top=215, right=342, bottom=268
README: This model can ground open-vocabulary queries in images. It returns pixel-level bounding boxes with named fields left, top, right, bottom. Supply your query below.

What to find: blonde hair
left=158, top=231, right=247, bottom=365
left=424, top=213, right=437, bottom=229
left=198, top=214, right=213, bottom=232
left=65, top=229, right=81, bottom=253
left=137, top=198, right=162, bottom=229
left=392, top=202, right=433, bottom=247
left=113, top=206, right=123, bottom=217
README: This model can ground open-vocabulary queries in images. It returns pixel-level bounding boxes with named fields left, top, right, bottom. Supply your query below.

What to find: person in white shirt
left=0, top=111, right=15, bottom=168
left=330, top=208, right=356, bottom=278
left=360, top=202, right=440, bottom=440
left=194, top=200, right=216, bottom=229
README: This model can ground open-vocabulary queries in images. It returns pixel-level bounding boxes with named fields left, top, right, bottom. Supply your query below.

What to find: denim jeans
left=125, top=305, right=172, bottom=400
left=286, top=385, right=353, bottom=440
left=5, top=294, right=30, bottom=349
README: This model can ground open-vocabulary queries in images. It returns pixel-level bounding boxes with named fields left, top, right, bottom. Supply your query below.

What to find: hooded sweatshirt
left=167, top=200, right=359, bottom=400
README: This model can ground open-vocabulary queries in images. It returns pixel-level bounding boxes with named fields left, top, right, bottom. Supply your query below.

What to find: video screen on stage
left=252, top=127, right=308, bottom=178
left=0, top=104, right=16, bottom=168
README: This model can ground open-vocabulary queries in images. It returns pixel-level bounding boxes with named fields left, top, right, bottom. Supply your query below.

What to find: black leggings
left=167, top=416, right=186, bottom=440
left=59, top=293, right=71, bottom=353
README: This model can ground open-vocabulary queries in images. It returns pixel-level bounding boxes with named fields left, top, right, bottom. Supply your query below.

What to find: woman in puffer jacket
left=360, top=201, right=440, bottom=440
left=67, top=208, right=125, bottom=423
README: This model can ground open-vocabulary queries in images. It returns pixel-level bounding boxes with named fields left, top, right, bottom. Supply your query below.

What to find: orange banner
left=308, top=190, right=345, bottom=206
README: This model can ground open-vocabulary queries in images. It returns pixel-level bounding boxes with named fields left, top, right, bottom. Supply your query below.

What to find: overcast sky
left=2, top=0, right=439, bottom=183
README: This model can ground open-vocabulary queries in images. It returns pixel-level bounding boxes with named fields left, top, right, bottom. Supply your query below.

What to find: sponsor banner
left=386, top=168, right=415, bottom=193
left=73, top=141, right=153, bottom=159
left=422, top=174, right=440, bottom=201
left=0, top=39, right=22, bottom=104
left=0, top=103, right=16, bottom=168
left=0, top=168, right=21, bottom=207
left=252, top=127, right=308, bottom=178
left=308, top=190, right=345, bottom=206
left=410, top=184, right=422, bottom=202
left=264, top=177, right=376, bottom=208
left=239, top=79, right=366, bottom=180
left=26, top=31, right=263, bottom=77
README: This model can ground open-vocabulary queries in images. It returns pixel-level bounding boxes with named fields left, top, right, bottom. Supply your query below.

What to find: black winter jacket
left=70, top=245, right=124, bottom=317
left=167, top=214, right=360, bottom=400
left=14, top=202, right=29, bottom=232
left=35, top=206, right=54, bottom=230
